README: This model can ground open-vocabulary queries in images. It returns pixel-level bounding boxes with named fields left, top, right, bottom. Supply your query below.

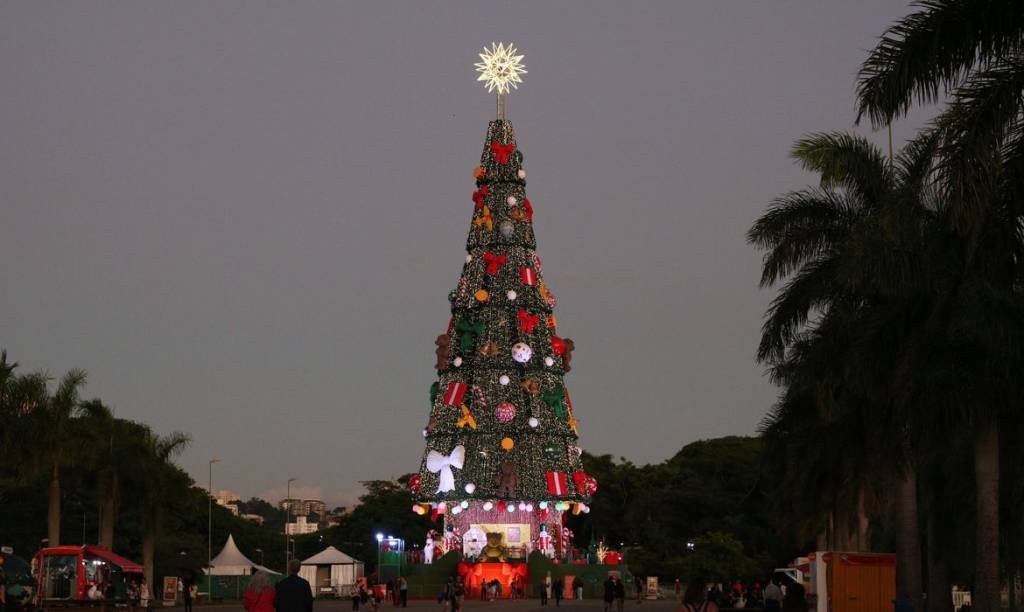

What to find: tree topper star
left=475, top=42, right=527, bottom=95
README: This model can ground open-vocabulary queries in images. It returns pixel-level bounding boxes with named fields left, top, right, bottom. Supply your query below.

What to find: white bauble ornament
left=528, top=417, right=539, bottom=428
left=451, top=505, right=462, bottom=515
left=465, top=483, right=476, bottom=494
left=507, top=290, right=517, bottom=300
left=453, top=357, right=463, bottom=367
left=506, top=195, right=517, bottom=206
left=538, top=501, right=548, bottom=510
left=499, top=375, right=510, bottom=386
left=518, top=502, right=527, bottom=511
left=461, top=500, right=470, bottom=508
left=483, top=501, right=494, bottom=511
left=511, top=342, right=533, bottom=363
left=517, top=169, right=526, bottom=179
left=423, top=429, right=428, bottom=437
left=499, top=220, right=514, bottom=238
left=466, top=254, right=473, bottom=263
left=506, top=504, right=515, bottom=513
left=544, top=356, right=554, bottom=367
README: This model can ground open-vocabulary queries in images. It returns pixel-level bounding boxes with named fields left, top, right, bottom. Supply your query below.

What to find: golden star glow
left=475, top=42, right=527, bottom=95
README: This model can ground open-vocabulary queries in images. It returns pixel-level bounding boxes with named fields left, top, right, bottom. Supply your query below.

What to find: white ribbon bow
left=426, top=445, right=465, bottom=493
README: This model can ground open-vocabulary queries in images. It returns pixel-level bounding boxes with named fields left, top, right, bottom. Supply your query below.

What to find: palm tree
left=749, top=131, right=942, bottom=609
left=78, top=399, right=121, bottom=549
left=32, top=369, right=89, bottom=546
left=138, top=429, right=191, bottom=589
left=857, top=6, right=1024, bottom=611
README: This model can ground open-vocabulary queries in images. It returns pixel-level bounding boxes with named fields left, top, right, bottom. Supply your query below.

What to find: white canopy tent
left=206, top=534, right=280, bottom=576
left=299, top=546, right=364, bottom=595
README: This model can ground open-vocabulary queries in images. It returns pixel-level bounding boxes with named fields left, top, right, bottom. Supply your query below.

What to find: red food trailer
left=34, top=545, right=144, bottom=607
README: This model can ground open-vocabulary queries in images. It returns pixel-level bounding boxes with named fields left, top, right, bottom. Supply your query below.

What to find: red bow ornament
left=472, top=186, right=489, bottom=210
left=483, top=251, right=507, bottom=276
left=490, top=141, right=516, bottom=164
left=517, top=308, right=540, bottom=334
left=521, top=198, right=534, bottom=222
left=551, top=336, right=567, bottom=356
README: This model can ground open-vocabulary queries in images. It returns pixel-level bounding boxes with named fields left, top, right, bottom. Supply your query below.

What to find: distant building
left=240, top=513, right=264, bottom=526
left=215, top=490, right=241, bottom=515
left=279, top=498, right=326, bottom=519
left=284, top=516, right=318, bottom=535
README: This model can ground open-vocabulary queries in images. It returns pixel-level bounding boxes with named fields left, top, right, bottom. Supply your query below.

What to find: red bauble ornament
left=408, top=474, right=422, bottom=494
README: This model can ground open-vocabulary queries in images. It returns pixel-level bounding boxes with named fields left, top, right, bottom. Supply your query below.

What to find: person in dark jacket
left=274, top=560, right=313, bottom=612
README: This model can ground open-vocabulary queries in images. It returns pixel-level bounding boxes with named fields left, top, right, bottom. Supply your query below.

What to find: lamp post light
left=208, top=459, right=219, bottom=596
left=285, top=477, right=297, bottom=569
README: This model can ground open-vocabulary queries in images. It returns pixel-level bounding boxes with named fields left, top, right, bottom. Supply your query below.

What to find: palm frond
left=792, top=132, right=892, bottom=204
left=856, top=0, right=1024, bottom=126
left=934, top=58, right=1024, bottom=233
left=748, top=189, right=860, bottom=287
left=757, top=257, right=840, bottom=362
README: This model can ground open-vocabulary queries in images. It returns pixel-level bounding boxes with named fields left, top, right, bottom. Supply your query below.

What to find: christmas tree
left=410, top=44, right=594, bottom=562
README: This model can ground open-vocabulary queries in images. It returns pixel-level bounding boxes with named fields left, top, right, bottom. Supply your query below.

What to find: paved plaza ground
left=164, top=599, right=681, bottom=612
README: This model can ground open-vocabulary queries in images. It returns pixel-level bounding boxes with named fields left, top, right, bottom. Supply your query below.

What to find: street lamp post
left=375, top=533, right=383, bottom=586
left=208, top=459, right=219, bottom=597
left=255, top=549, right=264, bottom=567
left=285, top=477, right=297, bottom=569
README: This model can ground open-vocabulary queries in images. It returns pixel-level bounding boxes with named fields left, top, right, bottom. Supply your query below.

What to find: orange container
left=807, top=552, right=896, bottom=612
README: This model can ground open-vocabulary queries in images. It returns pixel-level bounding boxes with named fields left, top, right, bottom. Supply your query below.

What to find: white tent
left=299, top=546, right=364, bottom=595
left=206, top=534, right=280, bottom=576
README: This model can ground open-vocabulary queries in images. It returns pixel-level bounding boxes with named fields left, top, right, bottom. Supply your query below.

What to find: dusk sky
left=1, top=2, right=932, bottom=507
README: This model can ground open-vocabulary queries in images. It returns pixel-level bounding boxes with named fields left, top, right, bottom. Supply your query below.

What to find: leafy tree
left=683, top=532, right=758, bottom=583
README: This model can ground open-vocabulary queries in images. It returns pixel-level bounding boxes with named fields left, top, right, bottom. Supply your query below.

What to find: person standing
left=603, top=577, right=615, bottom=612
left=274, top=560, right=314, bottom=612
left=634, top=576, right=643, bottom=604
left=574, top=576, right=583, bottom=601
left=764, top=578, right=783, bottom=612
left=681, top=582, right=718, bottom=612
left=182, top=578, right=193, bottom=612
left=542, top=572, right=551, bottom=606
left=140, top=578, right=152, bottom=612
left=553, top=577, right=563, bottom=607
left=350, top=584, right=360, bottom=611
left=398, top=577, right=408, bottom=608
left=614, top=577, right=626, bottom=612
left=244, top=571, right=276, bottom=612
left=127, top=579, right=141, bottom=612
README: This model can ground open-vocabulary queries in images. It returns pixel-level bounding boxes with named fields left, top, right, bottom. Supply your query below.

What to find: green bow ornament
left=455, top=318, right=485, bottom=353
left=542, top=386, right=567, bottom=419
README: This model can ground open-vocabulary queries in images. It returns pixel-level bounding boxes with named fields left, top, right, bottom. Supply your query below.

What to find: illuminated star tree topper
left=475, top=42, right=527, bottom=119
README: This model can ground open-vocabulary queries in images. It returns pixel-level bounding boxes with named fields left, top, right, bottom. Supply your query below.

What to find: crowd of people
left=674, top=577, right=809, bottom=612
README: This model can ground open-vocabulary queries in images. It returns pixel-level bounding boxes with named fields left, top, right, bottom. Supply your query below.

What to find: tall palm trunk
left=974, top=421, right=1000, bottom=612
left=926, top=509, right=952, bottom=612
left=98, top=470, right=119, bottom=549
left=895, top=466, right=922, bottom=612
left=833, top=497, right=853, bottom=551
left=142, top=508, right=159, bottom=591
left=856, top=486, right=871, bottom=552
left=48, top=461, right=61, bottom=546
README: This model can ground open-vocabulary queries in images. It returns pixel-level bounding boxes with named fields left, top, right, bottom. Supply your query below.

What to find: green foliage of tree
left=682, top=532, right=758, bottom=584
left=565, top=437, right=790, bottom=582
